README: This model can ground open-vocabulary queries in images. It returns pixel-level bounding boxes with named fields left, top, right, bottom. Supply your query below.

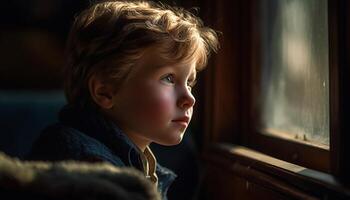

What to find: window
left=199, top=0, right=349, bottom=177
left=259, top=0, right=329, bottom=149
left=246, top=0, right=331, bottom=172
left=200, top=0, right=350, bottom=198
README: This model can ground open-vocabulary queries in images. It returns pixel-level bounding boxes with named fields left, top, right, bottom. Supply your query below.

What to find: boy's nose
left=177, top=90, right=196, bottom=110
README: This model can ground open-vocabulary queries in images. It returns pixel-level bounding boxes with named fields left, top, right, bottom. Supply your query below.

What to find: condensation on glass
left=259, top=0, right=329, bottom=149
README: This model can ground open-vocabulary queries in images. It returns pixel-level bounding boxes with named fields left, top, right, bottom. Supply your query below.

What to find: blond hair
left=64, top=0, right=219, bottom=107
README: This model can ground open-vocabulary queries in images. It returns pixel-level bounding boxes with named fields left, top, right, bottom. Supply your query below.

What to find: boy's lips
left=172, top=116, right=190, bottom=126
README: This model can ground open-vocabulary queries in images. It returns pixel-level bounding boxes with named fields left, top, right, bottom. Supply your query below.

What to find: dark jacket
left=27, top=105, right=176, bottom=200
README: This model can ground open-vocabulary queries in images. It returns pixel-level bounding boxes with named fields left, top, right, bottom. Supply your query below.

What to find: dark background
left=0, top=1, right=205, bottom=200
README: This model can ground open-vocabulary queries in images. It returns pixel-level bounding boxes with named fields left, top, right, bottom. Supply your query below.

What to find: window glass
left=260, top=0, right=329, bottom=148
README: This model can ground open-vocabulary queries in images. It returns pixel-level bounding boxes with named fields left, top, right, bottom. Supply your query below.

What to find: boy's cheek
left=123, top=81, right=176, bottom=122
left=144, top=93, right=174, bottom=116
left=133, top=91, right=175, bottom=122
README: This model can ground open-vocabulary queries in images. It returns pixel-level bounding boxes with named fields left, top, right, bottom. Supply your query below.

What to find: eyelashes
left=160, top=73, right=197, bottom=88
left=161, top=74, right=175, bottom=84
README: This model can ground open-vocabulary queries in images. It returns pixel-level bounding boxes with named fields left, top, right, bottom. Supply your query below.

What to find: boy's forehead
left=148, top=58, right=197, bottom=79
left=138, top=47, right=198, bottom=75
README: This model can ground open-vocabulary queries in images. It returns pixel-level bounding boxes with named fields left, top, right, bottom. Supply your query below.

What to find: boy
left=28, top=1, right=219, bottom=199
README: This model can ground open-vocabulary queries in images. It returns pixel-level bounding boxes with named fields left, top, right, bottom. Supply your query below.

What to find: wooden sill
left=202, top=143, right=350, bottom=199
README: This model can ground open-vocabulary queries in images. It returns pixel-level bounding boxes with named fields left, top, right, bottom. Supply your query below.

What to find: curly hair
left=64, top=0, right=219, bottom=108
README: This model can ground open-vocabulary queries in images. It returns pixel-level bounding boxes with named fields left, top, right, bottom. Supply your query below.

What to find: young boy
left=28, top=1, right=218, bottom=199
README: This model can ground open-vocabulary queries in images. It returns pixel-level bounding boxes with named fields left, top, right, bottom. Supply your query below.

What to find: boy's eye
left=161, top=74, right=175, bottom=84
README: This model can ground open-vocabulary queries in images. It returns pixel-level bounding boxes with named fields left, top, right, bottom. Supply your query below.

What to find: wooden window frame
left=244, top=0, right=334, bottom=173
left=199, top=0, right=350, bottom=183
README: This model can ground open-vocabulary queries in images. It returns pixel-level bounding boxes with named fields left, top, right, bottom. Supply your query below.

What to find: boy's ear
left=88, top=75, right=115, bottom=109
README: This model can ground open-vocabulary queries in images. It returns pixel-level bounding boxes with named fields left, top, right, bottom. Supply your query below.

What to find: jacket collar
left=59, top=105, right=143, bottom=170
left=58, top=104, right=177, bottom=194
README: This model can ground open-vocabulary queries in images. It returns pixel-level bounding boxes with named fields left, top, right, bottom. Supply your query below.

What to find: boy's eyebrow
left=150, top=60, right=173, bottom=70
left=153, top=61, right=198, bottom=80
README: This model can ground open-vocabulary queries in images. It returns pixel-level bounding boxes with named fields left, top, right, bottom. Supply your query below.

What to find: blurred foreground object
left=0, top=152, right=160, bottom=200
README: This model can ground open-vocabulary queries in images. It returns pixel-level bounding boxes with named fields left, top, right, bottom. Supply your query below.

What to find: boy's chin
left=156, top=134, right=184, bottom=146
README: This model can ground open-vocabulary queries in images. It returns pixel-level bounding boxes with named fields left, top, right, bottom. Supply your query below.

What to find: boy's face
left=108, top=48, right=197, bottom=148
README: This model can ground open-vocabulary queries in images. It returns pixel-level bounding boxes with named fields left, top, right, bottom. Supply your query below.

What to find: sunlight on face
left=107, top=47, right=198, bottom=150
